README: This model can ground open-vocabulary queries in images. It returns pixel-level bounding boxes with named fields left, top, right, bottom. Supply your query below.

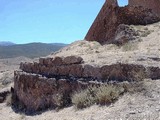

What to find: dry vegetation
left=72, top=84, right=127, bottom=109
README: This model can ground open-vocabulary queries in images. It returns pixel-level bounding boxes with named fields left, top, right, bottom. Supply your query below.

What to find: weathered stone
left=52, top=57, right=64, bottom=66
left=85, top=0, right=160, bottom=44
left=63, top=56, right=83, bottom=65
left=129, top=0, right=160, bottom=17
left=101, top=64, right=147, bottom=81
left=39, top=57, right=63, bottom=66
left=43, top=58, right=53, bottom=67
left=15, top=55, right=160, bottom=112
left=83, top=65, right=101, bottom=79
left=20, top=56, right=84, bottom=78
left=69, top=64, right=83, bottom=77
left=13, top=71, right=88, bottom=112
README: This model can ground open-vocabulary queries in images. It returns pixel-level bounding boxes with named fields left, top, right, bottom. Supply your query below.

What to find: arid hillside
left=0, top=21, right=159, bottom=120
left=0, top=0, right=160, bottom=119
left=51, top=22, right=160, bottom=68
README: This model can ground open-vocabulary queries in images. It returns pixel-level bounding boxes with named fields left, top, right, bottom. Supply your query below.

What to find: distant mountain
left=0, top=41, right=15, bottom=46
left=0, top=42, right=67, bottom=59
left=50, top=43, right=68, bottom=46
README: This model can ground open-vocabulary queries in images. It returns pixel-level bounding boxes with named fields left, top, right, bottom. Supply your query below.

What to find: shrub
left=96, top=85, right=121, bottom=105
left=71, top=86, right=98, bottom=109
left=72, top=84, right=125, bottom=109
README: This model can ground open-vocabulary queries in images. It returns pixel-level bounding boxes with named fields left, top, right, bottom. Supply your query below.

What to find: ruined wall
left=14, top=71, right=89, bottom=112
left=85, top=0, right=160, bottom=44
left=14, top=56, right=160, bottom=112
left=129, top=0, right=160, bottom=16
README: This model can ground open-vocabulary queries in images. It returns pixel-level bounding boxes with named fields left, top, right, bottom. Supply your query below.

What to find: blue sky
left=0, top=0, right=128, bottom=44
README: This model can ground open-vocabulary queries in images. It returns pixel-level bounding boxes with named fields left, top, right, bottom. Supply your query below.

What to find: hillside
left=0, top=21, right=160, bottom=120
left=0, top=43, right=67, bottom=59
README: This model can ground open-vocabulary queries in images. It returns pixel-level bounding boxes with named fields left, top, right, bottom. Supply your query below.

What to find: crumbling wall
left=85, top=0, right=160, bottom=44
left=14, top=56, right=160, bottom=112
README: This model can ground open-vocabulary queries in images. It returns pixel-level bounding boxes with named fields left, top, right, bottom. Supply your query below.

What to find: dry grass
left=72, top=84, right=125, bottom=109
left=96, top=85, right=122, bottom=105
left=71, top=86, right=97, bottom=109
left=121, top=42, right=138, bottom=51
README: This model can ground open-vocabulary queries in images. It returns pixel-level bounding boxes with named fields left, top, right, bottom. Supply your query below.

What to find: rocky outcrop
left=14, top=56, right=160, bottom=112
left=85, top=0, right=160, bottom=44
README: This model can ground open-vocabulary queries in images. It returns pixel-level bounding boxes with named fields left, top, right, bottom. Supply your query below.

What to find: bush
left=71, top=86, right=97, bottom=109
left=72, top=84, right=125, bottom=109
left=96, top=85, right=121, bottom=105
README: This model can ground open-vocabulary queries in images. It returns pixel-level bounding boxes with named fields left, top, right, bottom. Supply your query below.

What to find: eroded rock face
left=14, top=56, right=160, bottom=112
left=85, top=0, right=160, bottom=44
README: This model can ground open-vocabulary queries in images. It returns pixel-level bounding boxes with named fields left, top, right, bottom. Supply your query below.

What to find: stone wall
left=20, top=56, right=149, bottom=81
left=14, top=56, right=160, bottom=112
left=129, top=0, right=160, bottom=16
left=14, top=71, right=88, bottom=112
left=85, top=0, right=160, bottom=44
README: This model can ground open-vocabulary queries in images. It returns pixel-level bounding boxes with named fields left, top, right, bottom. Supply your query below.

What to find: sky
left=0, top=0, right=128, bottom=44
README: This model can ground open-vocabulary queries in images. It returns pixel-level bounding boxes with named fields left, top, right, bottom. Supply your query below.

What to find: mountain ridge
left=0, top=42, right=67, bottom=59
